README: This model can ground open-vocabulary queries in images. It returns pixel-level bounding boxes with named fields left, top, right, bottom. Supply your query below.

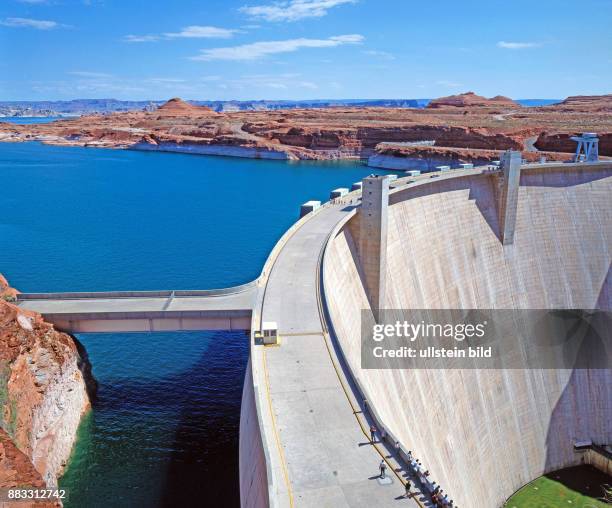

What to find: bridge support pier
left=358, top=175, right=389, bottom=321
left=498, top=150, right=522, bottom=246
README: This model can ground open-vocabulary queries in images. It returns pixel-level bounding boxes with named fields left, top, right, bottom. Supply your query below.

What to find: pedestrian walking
left=370, top=425, right=377, bottom=443
left=395, top=440, right=400, bottom=454
left=404, top=480, right=411, bottom=498
left=379, top=459, right=387, bottom=479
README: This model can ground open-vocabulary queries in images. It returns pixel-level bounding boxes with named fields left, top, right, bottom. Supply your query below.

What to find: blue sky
left=1, top=0, right=611, bottom=101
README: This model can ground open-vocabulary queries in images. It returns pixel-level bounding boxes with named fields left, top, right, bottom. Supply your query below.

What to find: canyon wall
left=323, top=166, right=612, bottom=508
left=0, top=275, right=91, bottom=490
left=270, top=125, right=525, bottom=152
left=535, top=132, right=612, bottom=157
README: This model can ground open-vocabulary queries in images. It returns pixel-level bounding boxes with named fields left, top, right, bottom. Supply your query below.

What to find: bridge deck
left=17, top=287, right=257, bottom=333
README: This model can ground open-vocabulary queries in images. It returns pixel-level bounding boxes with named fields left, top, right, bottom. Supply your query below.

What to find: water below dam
left=0, top=141, right=390, bottom=507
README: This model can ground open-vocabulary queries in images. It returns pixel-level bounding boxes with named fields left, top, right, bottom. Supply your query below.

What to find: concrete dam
left=17, top=156, right=611, bottom=507
left=323, top=161, right=612, bottom=507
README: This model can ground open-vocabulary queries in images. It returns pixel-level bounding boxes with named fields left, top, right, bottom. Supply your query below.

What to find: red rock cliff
left=0, top=428, right=59, bottom=507
left=548, top=94, right=612, bottom=112
left=534, top=132, right=612, bottom=157
left=0, top=275, right=92, bottom=490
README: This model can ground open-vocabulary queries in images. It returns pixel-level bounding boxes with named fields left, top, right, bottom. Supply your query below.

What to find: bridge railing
left=16, top=279, right=259, bottom=301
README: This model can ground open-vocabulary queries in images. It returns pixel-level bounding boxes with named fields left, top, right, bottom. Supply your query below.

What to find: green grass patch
left=507, top=465, right=611, bottom=508
left=7, top=397, right=18, bottom=438
left=0, top=362, right=18, bottom=438
left=0, top=361, right=10, bottom=429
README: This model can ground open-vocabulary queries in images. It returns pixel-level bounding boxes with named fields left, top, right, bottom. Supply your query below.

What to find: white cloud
left=69, top=71, right=114, bottom=78
left=212, top=73, right=319, bottom=91
left=0, top=17, right=59, bottom=29
left=363, top=50, right=395, bottom=60
left=297, top=81, right=317, bottom=89
left=45, top=73, right=200, bottom=97
left=200, top=75, right=222, bottom=82
left=436, top=80, right=462, bottom=88
left=123, top=34, right=160, bottom=43
left=497, top=41, right=541, bottom=49
left=240, top=0, right=356, bottom=22
left=164, top=26, right=239, bottom=39
left=147, top=77, right=187, bottom=83
left=191, top=34, right=364, bottom=61
left=125, top=25, right=239, bottom=43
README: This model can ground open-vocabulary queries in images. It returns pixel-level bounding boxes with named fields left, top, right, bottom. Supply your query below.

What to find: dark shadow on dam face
left=544, top=263, right=612, bottom=477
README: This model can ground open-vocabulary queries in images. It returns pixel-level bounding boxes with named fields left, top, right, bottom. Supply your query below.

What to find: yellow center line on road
left=262, top=346, right=295, bottom=508
left=278, top=331, right=324, bottom=337
left=315, top=227, right=425, bottom=507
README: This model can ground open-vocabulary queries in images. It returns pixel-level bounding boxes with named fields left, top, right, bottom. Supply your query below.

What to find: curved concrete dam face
left=324, top=164, right=612, bottom=508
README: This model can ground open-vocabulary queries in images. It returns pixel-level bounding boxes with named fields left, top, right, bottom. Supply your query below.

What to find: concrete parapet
left=17, top=281, right=259, bottom=300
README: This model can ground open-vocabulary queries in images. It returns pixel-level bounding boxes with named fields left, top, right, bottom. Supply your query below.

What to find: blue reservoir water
left=0, top=142, right=390, bottom=507
left=0, top=116, right=66, bottom=124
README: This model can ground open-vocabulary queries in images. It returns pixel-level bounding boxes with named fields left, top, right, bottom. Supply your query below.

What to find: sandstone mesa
left=425, top=91, right=521, bottom=109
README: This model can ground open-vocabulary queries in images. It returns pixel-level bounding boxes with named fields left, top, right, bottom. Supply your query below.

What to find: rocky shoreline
left=1, top=93, right=611, bottom=166
left=0, top=275, right=94, bottom=495
left=130, top=140, right=292, bottom=159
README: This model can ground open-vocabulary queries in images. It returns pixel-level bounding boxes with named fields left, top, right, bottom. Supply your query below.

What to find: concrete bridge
left=17, top=283, right=257, bottom=333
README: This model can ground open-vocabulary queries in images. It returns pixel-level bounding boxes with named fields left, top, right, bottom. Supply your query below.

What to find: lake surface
left=0, top=116, right=68, bottom=125
left=0, top=142, right=390, bottom=507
